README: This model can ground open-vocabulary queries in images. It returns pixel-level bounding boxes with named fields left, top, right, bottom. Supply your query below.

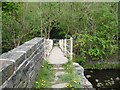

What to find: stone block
left=0, top=60, right=14, bottom=85
left=12, top=70, right=22, bottom=87
left=28, top=51, right=43, bottom=71
left=35, top=59, right=43, bottom=73
left=12, top=45, right=32, bottom=58
left=3, top=77, right=14, bottom=88
left=24, top=38, right=43, bottom=49
left=73, top=62, right=84, bottom=70
left=30, top=71, right=37, bottom=88
left=23, top=43, right=37, bottom=54
left=17, top=80, right=27, bottom=88
left=0, top=51, right=25, bottom=69
left=26, top=79, right=32, bottom=88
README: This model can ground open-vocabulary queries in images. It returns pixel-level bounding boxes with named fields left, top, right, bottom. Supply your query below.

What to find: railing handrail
left=59, top=37, right=73, bottom=60
left=44, top=39, right=53, bottom=58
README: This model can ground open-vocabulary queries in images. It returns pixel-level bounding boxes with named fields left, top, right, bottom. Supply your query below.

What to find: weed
left=34, top=60, right=54, bottom=88
left=60, top=60, right=81, bottom=88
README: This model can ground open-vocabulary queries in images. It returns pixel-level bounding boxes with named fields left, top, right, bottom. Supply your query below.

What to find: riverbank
left=83, top=61, right=120, bottom=69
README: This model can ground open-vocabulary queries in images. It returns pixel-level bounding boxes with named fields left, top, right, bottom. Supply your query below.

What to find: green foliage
left=75, top=34, right=118, bottom=61
left=60, top=60, right=80, bottom=88
left=2, top=2, right=118, bottom=64
left=63, top=60, right=73, bottom=73
left=83, top=62, right=120, bottom=69
left=60, top=73, right=80, bottom=88
left=2, top=2, right=21, bottom=52
left=73, top=56, right=85, bottom=65
left=34, top=60, right=53, bottom=88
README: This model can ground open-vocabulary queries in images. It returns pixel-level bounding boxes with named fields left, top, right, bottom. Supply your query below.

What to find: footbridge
left=0, top=37, right=92, bottom=89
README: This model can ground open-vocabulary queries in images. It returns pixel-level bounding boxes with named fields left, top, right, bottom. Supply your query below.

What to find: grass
left=60, top=60, right=81, bottom=88
left=34, top=59, right=81, bottom=88
left=34, top=60, right=54, bottom=88
left=83, top=62, right=120, bottom=69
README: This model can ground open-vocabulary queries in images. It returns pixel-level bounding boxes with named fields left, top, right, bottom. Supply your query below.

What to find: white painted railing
left=59, top=37, right=73, bottom=60
left=44, top=39, right=53, bottom=58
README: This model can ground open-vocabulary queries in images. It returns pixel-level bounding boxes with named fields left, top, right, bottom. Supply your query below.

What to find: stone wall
left=73, top=62, right=93, bottom=88
left=0, top=38, right=44, bottom=89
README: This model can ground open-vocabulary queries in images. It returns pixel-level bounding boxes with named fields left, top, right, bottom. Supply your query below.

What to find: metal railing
left=44, top=39, right=53, bottom=58
left=59, top=37, right=73, bottom=60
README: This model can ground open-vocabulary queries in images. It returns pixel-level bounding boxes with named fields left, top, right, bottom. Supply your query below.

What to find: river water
left=84, top=69, right=120, bottom=89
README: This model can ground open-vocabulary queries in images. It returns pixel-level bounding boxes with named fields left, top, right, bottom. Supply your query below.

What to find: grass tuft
left=34, top=60, right=54, bottom=88
left=60, top=60, right=81, bottom=88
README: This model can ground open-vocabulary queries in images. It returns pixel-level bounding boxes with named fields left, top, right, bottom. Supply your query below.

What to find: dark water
left=84, top=69, right=120, bottom=89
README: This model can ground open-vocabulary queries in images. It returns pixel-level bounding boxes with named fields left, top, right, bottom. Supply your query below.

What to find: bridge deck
left=48, top=46, right=68, bottom=65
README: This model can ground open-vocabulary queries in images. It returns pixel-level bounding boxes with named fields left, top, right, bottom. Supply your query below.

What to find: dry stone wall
left=0, top=38, right=44, bottom=89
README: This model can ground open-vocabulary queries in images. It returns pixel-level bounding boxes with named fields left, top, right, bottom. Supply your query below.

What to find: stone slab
left=0, top=60, right=14, bottom=85
left=51, top=83, right=68, bottom=88
left=0, top=51, right=25, bottom=68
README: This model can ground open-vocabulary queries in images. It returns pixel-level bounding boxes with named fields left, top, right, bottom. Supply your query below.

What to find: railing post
left=44, top=38, right=46, bottom=59
left=64, top=39, right=67, bottom=55
left=47, top=39, right=49, bottom=56
left=70, top=37, right=73, bottom=60
left=44, top=39, right=53, bottom=59
left=61, top=39, right=63, bottom=51
left=59, top=40, right=62, bottom=50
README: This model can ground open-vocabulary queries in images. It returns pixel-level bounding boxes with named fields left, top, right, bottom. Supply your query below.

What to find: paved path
left=48, top=46, right=68, bottom=65
left=47, top=46, right=92, bottom=88
left=47, top=46, right=68, bottom=88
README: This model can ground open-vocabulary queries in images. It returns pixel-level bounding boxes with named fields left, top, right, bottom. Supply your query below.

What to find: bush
left=73, top=57, right=85, bottom=65
left=74, top=34, right=118, bottom=62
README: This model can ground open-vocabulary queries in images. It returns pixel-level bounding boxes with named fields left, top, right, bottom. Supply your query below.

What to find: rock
left=97, top=83, right=102, bottom=87
left=108, top=81, right=112, bottom=85
left=86, top=75, right=91, bottom=78
left=95, top=79, right=99, bottom=82
left=105, top=83, right=109, bottom=86
left=101, top=83, right=104, bottom=87
left=115, top=77, right=120, bottom=81
left=52, top=67, right=64, bottom=71
left=54, top=77, right=59, bottom=81
left=73, top=63, right=84, bottom=73
left=79, top=76, right=93, bottom=88
left=51, top=83, right=68, bottom=88
left=111, top=81, right=115, bottom=85
left=55, top=71, right=65, bottom=77
left=73, top=62, right=93, bottom=88
left=90, top=70, right=93, bottom=73
left=110, top=78, right=113, bottom=80
left=73, top=62, right=80, bottom=67
left=104, top=80, right=107, bottom=82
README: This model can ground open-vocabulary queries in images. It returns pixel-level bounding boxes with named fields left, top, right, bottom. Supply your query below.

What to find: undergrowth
left=34, top=60, right=53, bottom=88
left=60, top=60, right=81, bottom=88
left=83, top=63, right=120, bottom=69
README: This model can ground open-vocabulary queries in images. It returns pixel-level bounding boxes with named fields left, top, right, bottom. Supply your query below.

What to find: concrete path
left=47, top=46, right=68, bottom=88
left=48, top=46, right=68, bottom=65
left=47, top=46, right=93, bottom=88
